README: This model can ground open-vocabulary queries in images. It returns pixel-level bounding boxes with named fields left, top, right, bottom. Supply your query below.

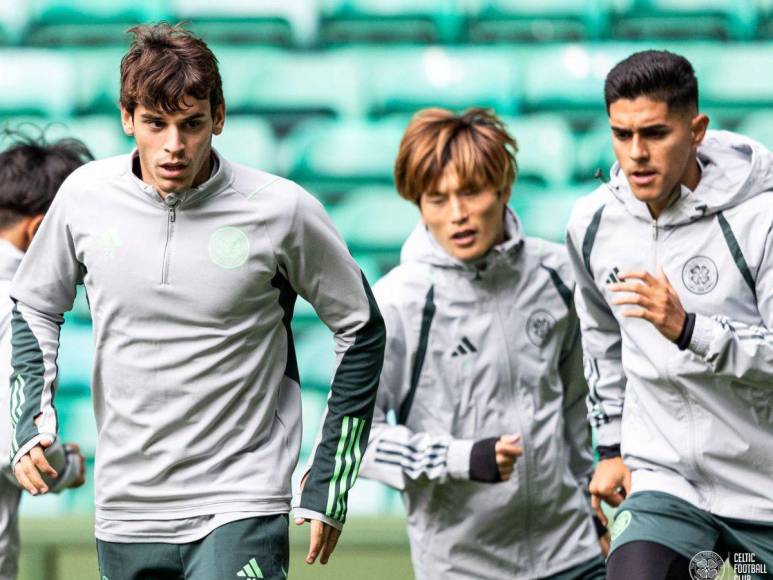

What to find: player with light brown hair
left=359, top=108, right=607, bottom=579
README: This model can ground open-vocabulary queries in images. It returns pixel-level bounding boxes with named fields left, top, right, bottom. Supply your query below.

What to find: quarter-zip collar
left=400, top=208, right=525, bottom=280
left=123, top=147, right=233, bottom=209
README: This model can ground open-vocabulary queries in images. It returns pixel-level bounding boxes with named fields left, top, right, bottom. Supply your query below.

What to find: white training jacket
left=566, top=130, right=773, bottom=522
left=360, top=210, right=601, bottom=580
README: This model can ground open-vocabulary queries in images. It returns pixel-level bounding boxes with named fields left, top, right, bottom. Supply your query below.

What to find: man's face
left=609, top=96, right=707, bottom=213
left=419, top=165, right=510, bottom=262
left=121, top=98, right=225, bottom=196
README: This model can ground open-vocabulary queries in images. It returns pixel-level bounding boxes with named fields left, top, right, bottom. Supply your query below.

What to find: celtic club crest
left=527, top=310, right=556, bottom=347
left=208, top=226, right=250, bottom=269
left=682, top=256, right=718, bottom=295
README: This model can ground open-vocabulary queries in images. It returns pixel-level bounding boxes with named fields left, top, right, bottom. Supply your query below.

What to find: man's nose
left=630, top=134, right=648, bottom=162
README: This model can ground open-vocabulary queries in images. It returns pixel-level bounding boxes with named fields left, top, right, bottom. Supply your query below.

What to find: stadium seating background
left=1, top=1, right=770, bottom=577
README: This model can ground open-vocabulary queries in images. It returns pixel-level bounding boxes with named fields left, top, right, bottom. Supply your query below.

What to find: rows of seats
left=1, top=44, right=771, bottom=123
left=5, top=108, right=771, bottom=200
left=0, top=0, right=771, bottom=46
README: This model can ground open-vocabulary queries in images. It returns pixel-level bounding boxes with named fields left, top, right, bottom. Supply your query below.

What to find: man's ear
left=121, top=107, right=135, bottom=137
left=22, top=214, right=45, bottom=250
left=691, top=113, right=709, bottom=148
left=212, top=103, right=225, bottom=136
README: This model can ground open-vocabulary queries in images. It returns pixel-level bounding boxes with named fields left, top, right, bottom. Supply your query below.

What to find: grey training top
left=9, top=150, right=385, bottom=540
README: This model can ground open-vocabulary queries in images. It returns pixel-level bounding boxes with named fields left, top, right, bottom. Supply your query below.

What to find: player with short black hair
left=9, top=24, right=385, bottom=580
left=360, top=108, right=607, bottom=580
left=567, top=49, right=773, bottom=579
left=0, top=127, right=90, bottom=580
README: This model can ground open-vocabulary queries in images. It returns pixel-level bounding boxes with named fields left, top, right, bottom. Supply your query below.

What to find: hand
left=64, top=443, right=86, bottom=489
left=14, top=438, right=57, bottom=495
left=294, top=471, right=342, bottom=565
left=294, top=517, right=341, bottom=565
left=588, top=457, right=631, bottom=527
left=495, top=434, right=523, bottom=481
left=598, top=532, right=611, bottom=557
left=610, top=267, right=686, bottom=341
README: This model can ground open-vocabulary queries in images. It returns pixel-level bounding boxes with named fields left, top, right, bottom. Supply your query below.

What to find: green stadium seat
left=503, top=114, right=577, bottom=187
left=576, top=118, right=617, bottom=182
left=610, top=0, right=758, bottom=41
left=295, top=323, right=336, bottom=391
left=25, top=0, right=172, bottom=46
left=0, top=50, right=77, bottom=117
left=467, top=0, right=610, bottom=43
left=736, top=110, right=773, bottom=149
left=216, top=47, right=365, bottom=122
left=0, top=0, right=29, bottom=44
left=65, top=47, right=124, bottom=115
left=213, top=116, right=277, bottom=172
left=701, top=45, right=773, bottom=111
left=280, top=118, right=406, bottom=192
left=0, top=116, right=130, bottom=159
left=522, top=45, right=631, bottom=117
left=760, top=0, right=773, bottom=38
left=357, top=46, right=520, bottom=117
left=57, top=323, right=94, bottom=394
left=510, top=183, right=592, bottom=243
left=329, top=186, right=420, bottom=257
left=57, top=394, right=97, bottom=457
left=173, top=0, right=318, bottom=48
left=320, top=0, right=465, bottom=45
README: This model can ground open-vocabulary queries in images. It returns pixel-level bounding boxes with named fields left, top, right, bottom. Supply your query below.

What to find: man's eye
left=613, top=132, right=631, bottom=141
left=147, top=121, right=164, bottom=129
left=187, top=120, right=202, bottom=129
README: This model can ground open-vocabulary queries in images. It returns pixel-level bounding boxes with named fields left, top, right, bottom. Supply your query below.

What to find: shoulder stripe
left=541, top=264, right=573, bottom=309
left=398, top=286, right=436, bottom=425
left=582, top=204, right=606, bottom=277
left=717, top=212, right=756, bottom=301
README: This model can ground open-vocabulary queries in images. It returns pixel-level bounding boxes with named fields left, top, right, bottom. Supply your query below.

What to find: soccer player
left=566, top=50, right=773, bottom=578
left=0, top=130, right=89, bottom=580
left=9, top=24, right=385, bottom=580
left=359, top=108, right=606, bottom=580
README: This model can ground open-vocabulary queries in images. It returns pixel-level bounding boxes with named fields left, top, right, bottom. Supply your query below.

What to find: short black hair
left=604, top=50, right=698, bottom=113
left=0, top=126, right=93, bottom=230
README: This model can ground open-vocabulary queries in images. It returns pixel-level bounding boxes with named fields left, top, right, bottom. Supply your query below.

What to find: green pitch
left=19, top=516, right=414, bottom=580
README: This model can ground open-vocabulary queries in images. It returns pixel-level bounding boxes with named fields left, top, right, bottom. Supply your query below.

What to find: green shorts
left=609, top=491, right=773, bottom=578
left=96, top=514, right=289, bottom=580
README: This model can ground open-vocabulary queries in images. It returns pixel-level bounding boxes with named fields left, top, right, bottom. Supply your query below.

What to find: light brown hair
left=394, top=108, right=518, bottom=205
left=120, top=23, right=224, bottom=118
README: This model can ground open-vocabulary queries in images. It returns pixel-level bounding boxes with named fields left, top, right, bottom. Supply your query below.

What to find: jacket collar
left=123, top=147, right=233, bottom=208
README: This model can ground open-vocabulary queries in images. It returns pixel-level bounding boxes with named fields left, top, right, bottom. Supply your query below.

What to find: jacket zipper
left=490, top=279, right=535, bottom=573
left=161, top=194, right=179, bottom=284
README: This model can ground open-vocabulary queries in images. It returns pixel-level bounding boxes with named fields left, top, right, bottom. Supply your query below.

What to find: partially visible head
left=394, top=107, right=518, bottom=262
left=605, top=50, right=708, bottom=214
left=120, top=23, right=225, bottom=196
left=0, top=128, right=93, bottom=251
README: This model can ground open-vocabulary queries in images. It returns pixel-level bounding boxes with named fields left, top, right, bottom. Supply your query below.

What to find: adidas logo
left=237, top=558, right=264, bottom=578
left=605, top=267, right=621, bottom=285
left=451, top=337, right=477, bottom=357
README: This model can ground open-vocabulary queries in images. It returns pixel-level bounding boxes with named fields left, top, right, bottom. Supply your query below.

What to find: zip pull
left=164, top=194, right=179, bottom=223
left=651, top=221, right=658, bottom=241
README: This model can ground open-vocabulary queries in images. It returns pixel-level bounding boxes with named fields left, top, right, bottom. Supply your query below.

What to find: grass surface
left=18, top=516, right=414, bottom=580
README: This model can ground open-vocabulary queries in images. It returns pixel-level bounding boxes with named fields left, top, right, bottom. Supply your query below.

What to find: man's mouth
left=451, top=229, right=477, bottom=247
left=630, top=169, right=657, bottom=186
left=159, top=162, right=188, bottom=177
